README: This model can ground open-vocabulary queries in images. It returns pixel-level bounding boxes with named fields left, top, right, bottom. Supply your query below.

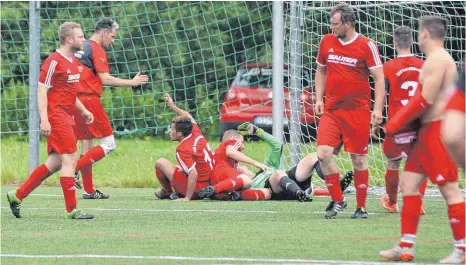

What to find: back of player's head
left=419, top=16, right=448, bottom=40
left=172, top=117, right=192, bottom=137
left=394, top=26, right=413, bottom=49
left=95, top=18, right=119, bottom=33
left=222, top=129, right=242, bottom=142
left=58, top=22, right=81, bottom=45
left=330, top=3, right=356, bottom=27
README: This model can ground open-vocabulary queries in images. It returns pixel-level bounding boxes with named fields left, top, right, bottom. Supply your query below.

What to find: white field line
left=3, top=193, right=449, bottom=202
left=0, top=206, right=276, bottom=214
left=0, top=254, right=439, bottom=265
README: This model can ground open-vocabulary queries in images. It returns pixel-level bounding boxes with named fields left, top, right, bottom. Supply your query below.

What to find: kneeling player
left=153, top=94, right=214, bottom=201
left=238, top=123, right=353, bottom=202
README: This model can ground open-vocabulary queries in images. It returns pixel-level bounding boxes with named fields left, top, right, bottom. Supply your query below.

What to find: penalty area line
left=0, top=254, right=436, bottom=265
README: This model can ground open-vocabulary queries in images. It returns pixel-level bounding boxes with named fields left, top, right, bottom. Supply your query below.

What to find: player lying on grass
left=153, top=93, right=215, bottom=201
left=199, top=123, right=353, bottom=202
left=196, top=129, right=271, bottom=200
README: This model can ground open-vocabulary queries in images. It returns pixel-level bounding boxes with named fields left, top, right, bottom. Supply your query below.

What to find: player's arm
left=370, top=66, right=385, bottom=138
left=226, top=145, right=269, bottom=171
left=184, top=167, right=198, bottom=201
left=75, top=99, right=94, bottom=124
left=314, top=64, right=326, bottom=115
left=98, top=72, right=148, bottom=87
left=385, top=58, right=444, bottom=135
left=163, top=93, right=195, bottom=123
left=237, top=165, right=255, bottom=178
left=37, top=84, right=51, bottom=136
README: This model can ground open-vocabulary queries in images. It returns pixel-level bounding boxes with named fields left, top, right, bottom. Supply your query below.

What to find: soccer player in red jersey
left=154, top=93, right=215, bottom=201
left=442, top=64, right=465, bottom=169
left=72, top=18, right=148, bottom=199
left=7, top=22, right=95, bottom=219
left=380, top=16, right=465, bottom=263
left=314, top=4, right=385, bottom=219
left=196, top=129, right=269, bottom=199
left=379, top=26, right=427, bottom=214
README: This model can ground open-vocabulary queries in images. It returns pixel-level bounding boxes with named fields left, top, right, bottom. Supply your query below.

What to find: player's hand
left=40, top=119, right=51, bottom=136
left=253, top=161, right=270, bottom=171
left=371, top=124, right=382, bottom=140
left=371, top=110, right=383, bottom=126
left=314, top=100, right=324, bottom=116
left=131, top=72, right=149, bottom=86
left=164, top=93, right=175, bottom=107
left=173, top=198, right=190, bottom=202
left=81, top=110, right=94, bottom=124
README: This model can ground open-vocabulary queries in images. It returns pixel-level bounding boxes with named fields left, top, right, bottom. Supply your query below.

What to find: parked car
left=219, top=63, right=317, bottom=141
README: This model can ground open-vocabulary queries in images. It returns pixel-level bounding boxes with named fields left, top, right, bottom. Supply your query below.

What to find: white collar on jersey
left=397, top=54, right=414, bottom=58
left=338, top=33, right=359, bottom=46
left=56, top=49, right=73, bottom=63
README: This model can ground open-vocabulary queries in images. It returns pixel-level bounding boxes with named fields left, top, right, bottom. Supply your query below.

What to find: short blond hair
left=58, top=22, right=81, bottom=45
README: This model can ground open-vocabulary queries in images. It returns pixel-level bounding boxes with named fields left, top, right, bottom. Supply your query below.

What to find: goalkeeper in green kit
left=237, top=122, right=354, bottom=203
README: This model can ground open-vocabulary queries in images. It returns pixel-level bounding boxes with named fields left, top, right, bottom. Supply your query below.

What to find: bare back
left=418, top=48, right=458, bottom=123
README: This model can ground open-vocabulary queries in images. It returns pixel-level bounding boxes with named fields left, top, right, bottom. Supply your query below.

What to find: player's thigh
left=268, top=170, right=287, bottom=193
left=212, top=166, right=242, bottom=185
left=294, top=153, right=318, bottom=182
left=316, top=111, right=342, bottom=149
left=45, top=153, right=62, bottom=172
left=339, top=110, right=370, bottom=155
left=47, top=123, right=78, bottom=155
left=383, top=136, right=406, bottom=161
left=155, top=158, right=177, bottom=181
left=438, top=181, right=464, bottom=205
left=60, top=152, right=78, bottom=175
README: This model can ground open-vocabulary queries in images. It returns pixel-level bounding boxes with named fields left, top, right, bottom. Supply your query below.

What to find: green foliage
left=1, top=1, right=273, bottom=137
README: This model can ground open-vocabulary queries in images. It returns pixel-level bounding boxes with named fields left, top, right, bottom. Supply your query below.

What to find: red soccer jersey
left=38, top=50, right=81, bottom=123
left=384, top=55, right=424, bottom=120
left=213, top=139, right=244, bottom=169
left=74, top=40, right=110, bottom=97
left=316, top=34, right=383, bottom=111
left=175, top=123, right=214, bottom=183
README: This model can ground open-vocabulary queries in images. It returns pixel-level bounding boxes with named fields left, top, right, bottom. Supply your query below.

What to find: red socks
left=80, top=154, right=95, bottom=194
left=325, top=173, right=344, bottom=202
left=399, top=195, right=422, bottom=248
left=155, top=168, right=173, bottom=193
left=16, top=164, right=52, bottom=200
left=76, top=146, right=105, bottom=172
left=60, top=177, right=77, bottom=213
left=385, top=169, right=399, bottom=205
left=213, top=178, right=244, bottom=193
left=448, top=202, right=466, bottom=251
left=354, top=170, right=369, bottom=208
left=240, top=189, right=266, bottom=200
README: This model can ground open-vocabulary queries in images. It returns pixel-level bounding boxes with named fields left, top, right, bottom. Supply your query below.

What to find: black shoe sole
left=198, top=187, right=215, bottom=199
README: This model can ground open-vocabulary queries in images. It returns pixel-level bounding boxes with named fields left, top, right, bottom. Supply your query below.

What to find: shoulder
left=320, top=34, right=335, bottom=45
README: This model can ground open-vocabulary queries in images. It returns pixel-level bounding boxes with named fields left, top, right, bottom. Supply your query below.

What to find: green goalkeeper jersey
left=250, top=130, right=282, bottom=189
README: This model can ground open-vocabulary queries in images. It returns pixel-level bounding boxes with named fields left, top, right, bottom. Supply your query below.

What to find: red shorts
left=383, top=131, right=416, bottom=160
left=210, top=164, right=242, bottom=185
left=405, top=121, right=458, bottom=185
left=47, top=121, right=77, bottom=155
left=172, top=168, right=209, bottom=198
left=445, top=89, right=465, bottom=113
left=73, top=94, right=113, bottom=140
left=317, top=109, right=370, bottom=155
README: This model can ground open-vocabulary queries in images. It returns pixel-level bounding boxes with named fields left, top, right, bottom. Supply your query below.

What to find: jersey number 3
left=400, top=81, right=419, bottom=106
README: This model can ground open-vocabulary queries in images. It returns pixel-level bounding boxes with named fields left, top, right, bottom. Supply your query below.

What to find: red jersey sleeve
left=38, top=58, right=58, bottom=88
left=176, top=150, right=196, bottom=174
left=316, top=36, right=328, bottom=66
left=92, top=44, right=110, bottom=73
left=365, top=41, right=383, bottom=69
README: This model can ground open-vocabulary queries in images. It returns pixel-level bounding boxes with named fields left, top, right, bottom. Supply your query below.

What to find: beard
left=336, top=33, right=346, bottom=39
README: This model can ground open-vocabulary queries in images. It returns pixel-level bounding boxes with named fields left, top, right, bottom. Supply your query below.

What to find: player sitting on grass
left=153, top=93, right=215, bottom=201
left=240, top=122, right=353, bottom=203
left=197, top=129, right=272, bottom=200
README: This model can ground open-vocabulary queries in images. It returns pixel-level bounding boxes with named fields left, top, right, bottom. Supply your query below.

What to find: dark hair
left=420, top=16, right=448, bottom=40
left=394, top=26, right=412, bottom=49
left=330, top=3, right=356, bottom=27
left=172, top=117, right=193, bottom=137
left=95, top=18, right=119, bottom=33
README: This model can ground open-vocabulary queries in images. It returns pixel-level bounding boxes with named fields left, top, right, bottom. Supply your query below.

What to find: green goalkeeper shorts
left=251, top=169, right=275, bottom=189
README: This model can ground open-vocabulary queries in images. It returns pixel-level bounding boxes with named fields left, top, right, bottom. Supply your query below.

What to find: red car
left=219, top=63, right=317, bottom=140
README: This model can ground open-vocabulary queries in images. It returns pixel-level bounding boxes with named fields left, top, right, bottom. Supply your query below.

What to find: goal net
left=282, top=1, right=465, bottom=191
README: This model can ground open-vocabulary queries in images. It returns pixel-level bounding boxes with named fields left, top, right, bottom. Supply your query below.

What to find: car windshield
left=233, top=67, right=311, bottom=89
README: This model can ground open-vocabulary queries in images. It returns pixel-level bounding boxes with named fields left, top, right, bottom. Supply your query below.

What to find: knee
left=239, top=174, right=252, bottom=188
left=387, top=159, right=401, bottom=171
left=439, top=182, right=464, bottom=205
left=100, top=135, right=116, bottom=155
left=155, top=158, right=169, bottom=169
left=317, top=146, right=333, bottom=161
left=351, top=155, right=367, bottom=171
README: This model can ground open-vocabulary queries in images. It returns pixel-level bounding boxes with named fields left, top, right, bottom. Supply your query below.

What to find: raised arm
left=164, top=93, right=195, bottom=123
left=98, top=72, right=148, bottom=87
